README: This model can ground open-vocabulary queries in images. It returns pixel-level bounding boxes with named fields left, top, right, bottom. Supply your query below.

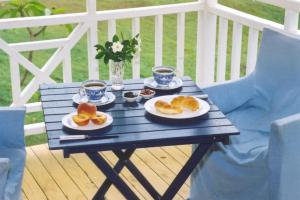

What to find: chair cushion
left=0, top=158, right=10, bottom=200
left=0, top=107, right=26, bottom=200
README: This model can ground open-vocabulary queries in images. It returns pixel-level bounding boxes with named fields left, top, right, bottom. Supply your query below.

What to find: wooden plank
left=31, top=145, right=87, bottom=200
left=176, top=145, right=191, bottom=157
left=46, top=118, right=232, bottom=140
left=135, top=148, right=190, bottom=198
left=101, top=152, right=148, bottom=200
left=147, top=147, right=187, bottom=184
left=46, top=115, right=226, bottom=133
left=162, top=146, right=189, bottom=166
left=71, top=153, right=125, bottom=200
left=39, top=76, right=193, bottom=90
left=45, top=111, right=225, bottom=124
left=22, top=192, right=28, bottom=200
left=39, top=80, right=197, bottom=96
left=230, top=22, right=243, bottom=80
left=48, top=125, right=237, bottom=151
left=46, top=144, right=99, bottom=199
left=22, top=167, right=47, bottom=200
left=25, top=148, right=67, bottom=200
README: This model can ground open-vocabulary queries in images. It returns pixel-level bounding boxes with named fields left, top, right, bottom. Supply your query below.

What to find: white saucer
left=144, top=77, right=183, bottom=90
left=72, top=92, right=116, bottom=106
left=144, top=95, right=210, bottom=119
left=62, top=111, right=113, bottom=131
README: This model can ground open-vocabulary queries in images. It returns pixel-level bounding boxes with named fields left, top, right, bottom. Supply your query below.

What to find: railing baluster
left=176, top=12, right=185, bottom=77
left=196, top=10, right=217, bottom=86
left=246, top=27, right=259, bottom=75
left=132, top=17, right=140, bottom=79
left=155, top=15, right=163, bottom=66
left=63, top=50, right=72, bottom=83
left=217, top=17, right=228, bottom=82
left=9, top=57, right=22, bottom=106
left=230, top=22, right=243, bottom=80
left=86, top=0, right=99, bottom=80
left=108, top=19, right=117, bottom=80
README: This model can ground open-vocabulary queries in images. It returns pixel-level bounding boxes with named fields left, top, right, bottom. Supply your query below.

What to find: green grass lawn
left=0, top=0, right=285, bottom=146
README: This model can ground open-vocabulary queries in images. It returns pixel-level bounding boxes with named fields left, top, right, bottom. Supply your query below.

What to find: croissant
left=155, top=100, right=183, bottom=114
left=171, top=96, right=200, bottom=111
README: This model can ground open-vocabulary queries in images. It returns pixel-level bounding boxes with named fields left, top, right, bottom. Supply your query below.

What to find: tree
left=0, top=0, right=71, bottom=85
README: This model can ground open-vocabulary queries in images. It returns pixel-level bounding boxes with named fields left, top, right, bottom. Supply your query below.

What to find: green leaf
left=95, top=51, right=105, bottom=59
left=105, top=41, right=112, bottom=48
left=122, top=40, right=130, bottom=46
left=112, top=35, right=119, bottom=42
left=104, top=55, right=109, bottom=64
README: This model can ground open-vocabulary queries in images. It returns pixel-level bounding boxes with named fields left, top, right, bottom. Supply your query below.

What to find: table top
left=40, top=76, right=239, bottom=153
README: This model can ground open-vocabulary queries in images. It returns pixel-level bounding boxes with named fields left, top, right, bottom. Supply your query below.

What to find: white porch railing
left=0, top=0, right=299, bottom=136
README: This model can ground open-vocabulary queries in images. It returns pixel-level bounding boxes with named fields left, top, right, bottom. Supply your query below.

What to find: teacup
left=79, top=80, right=107, bottom=103
left=152, top=66, right=175, bottom=86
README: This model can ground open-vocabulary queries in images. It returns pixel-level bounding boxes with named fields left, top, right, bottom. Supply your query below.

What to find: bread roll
left=155, top=100, right=183, bottom=114
left=77, top=103, right=97, bottom=118
left=171, top=96, right=200, bottom=111
left=91, top=113, right=107, bottom=125
left=183, top=96, right=200, bottom=111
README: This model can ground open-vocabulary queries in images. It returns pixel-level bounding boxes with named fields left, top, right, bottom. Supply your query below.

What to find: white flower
left=112, top=42, right=124, bottom=53
left=44, top=8, right=52, bottom=16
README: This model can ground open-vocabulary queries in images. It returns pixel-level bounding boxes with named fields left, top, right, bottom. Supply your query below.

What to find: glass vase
left=110, top=61, right=125, bottom=90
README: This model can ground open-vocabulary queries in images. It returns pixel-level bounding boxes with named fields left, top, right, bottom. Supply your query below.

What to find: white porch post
left=86, top=0, right=99, bottom=80
left=196, top=0, right=217, bottom=86
left=284, top=9, right=299, bottom=33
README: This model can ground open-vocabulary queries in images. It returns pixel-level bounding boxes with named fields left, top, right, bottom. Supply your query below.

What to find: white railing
left=0, top=0, right=299, bottom=136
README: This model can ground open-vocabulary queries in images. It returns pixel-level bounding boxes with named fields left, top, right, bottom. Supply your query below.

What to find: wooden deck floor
left=22, top=144, right=192, bottom=200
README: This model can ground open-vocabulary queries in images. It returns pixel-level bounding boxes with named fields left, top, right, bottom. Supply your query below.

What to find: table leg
left=87, top=143, right=212, bottom=200
left=114, top=150, right=161, bottom=200
left=161, top=143, right=213, bottom=200
left=86, top=151, right=139, bottom=200
left=92, top=149, right=135, bottom=199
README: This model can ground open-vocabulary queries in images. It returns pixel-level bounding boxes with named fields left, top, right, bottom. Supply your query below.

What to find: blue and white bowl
left=152, top=66, right=175, bottom=86
left=80, top=80, right=107, bottom=103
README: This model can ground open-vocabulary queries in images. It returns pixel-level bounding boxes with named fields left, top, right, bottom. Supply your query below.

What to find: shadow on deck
left=22, top=144, right=192, bottom=200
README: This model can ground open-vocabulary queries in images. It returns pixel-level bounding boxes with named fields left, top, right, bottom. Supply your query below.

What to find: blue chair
left=190, top=28, right=300, bottom=200
left=0, top=107, right=26, bottom=200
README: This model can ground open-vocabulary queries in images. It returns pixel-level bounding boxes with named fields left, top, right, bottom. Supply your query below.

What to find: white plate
left=144, top=95, right=210, bottom=119
left=144, top=77, right=183, bottom=90
left=62, top=111, right=113, bottom=131
left=72, top=92, right=116, bottom=106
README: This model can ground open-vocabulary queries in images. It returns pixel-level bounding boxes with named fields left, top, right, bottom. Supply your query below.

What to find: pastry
left=154, top=100, right=183, bottom=114
left=77, top=103, right=97, bottom=118
left=72, top=114, right=90, bottom=126
left=171, top=96, right=200, bottom=111
left=91, top=113, right=107, bottom=125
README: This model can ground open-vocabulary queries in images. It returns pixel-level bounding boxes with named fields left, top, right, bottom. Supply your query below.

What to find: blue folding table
left=40, top=77, right=239, bottom=200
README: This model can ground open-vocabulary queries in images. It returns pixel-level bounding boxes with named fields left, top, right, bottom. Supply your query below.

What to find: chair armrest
left=0, top=158, right=9, bottom=199
left=202, top=74, right=255, bottom=114
left=268, top=113, right=300, bottom=200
